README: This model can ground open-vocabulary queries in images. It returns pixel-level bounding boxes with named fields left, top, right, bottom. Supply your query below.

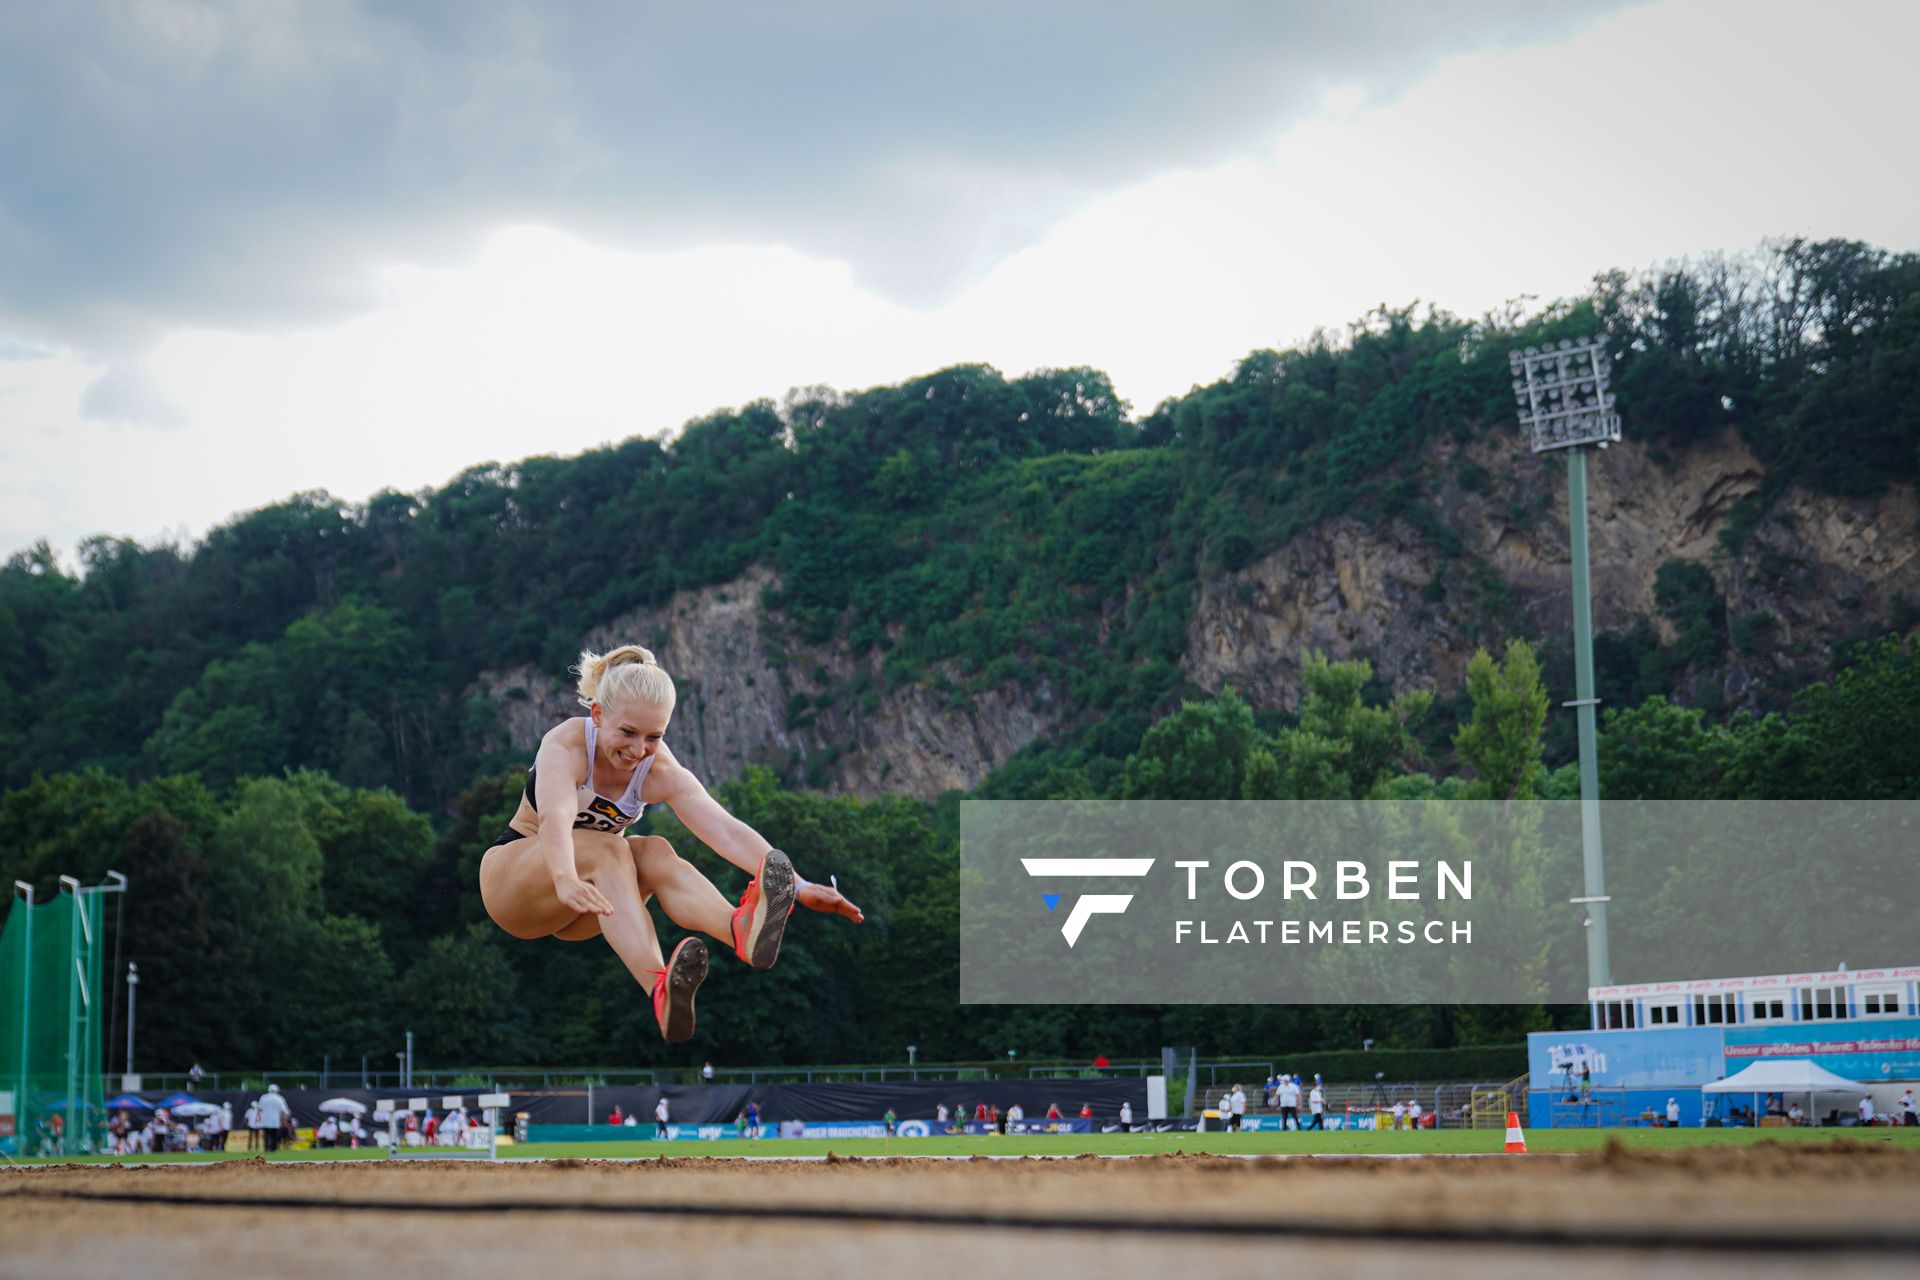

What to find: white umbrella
left=318, top=1098, right=367, bottom=1116
left=172, top=1101, right=219, bottom=1118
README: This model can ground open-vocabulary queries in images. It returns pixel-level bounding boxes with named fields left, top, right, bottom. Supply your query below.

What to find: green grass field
left=14, top=1125, right=1920, bottom=1164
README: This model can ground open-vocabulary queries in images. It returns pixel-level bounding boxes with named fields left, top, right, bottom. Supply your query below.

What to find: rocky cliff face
left=1186, top=431, right=1917, bottom=713
left=474, top=565, right=1067, bottom=798
left=476, top=432, right=1918, bottom=797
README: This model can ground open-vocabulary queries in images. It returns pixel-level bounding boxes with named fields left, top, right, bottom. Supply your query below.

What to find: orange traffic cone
left=1503, top=1111, right=1528, bottom=1154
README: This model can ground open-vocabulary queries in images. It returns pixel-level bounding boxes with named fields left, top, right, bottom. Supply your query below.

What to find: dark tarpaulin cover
left=108, top=1079, right=1151, bottom=1128
left=516, top=1078, right=1151, bottom=1125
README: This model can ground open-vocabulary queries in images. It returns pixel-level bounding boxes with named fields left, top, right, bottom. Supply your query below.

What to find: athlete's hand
left=797, top=880, right=864, bottom=923
left=553, top=873, right=615, bottom=916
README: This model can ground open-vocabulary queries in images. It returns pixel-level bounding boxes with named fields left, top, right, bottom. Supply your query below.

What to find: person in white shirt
left=1407, top=1098, right=1423, bottom=1129
left=1307, top=1081, right=1326, bottom=1130
left=1006, top=1103, right=1024, bottom=1132
left=244, top=1102, right=262, bottom=1152
left=256, top=1086, right=290, bottom=1153
left=1859, top=1095, right=1875, bottom=1125
left=655, top=1096, right=670, bottom=1140
left=1901, top=1089, right=1916, bottom=1126
left=1119, top=1101, right=1133, bottom=1132
left=316, top=1117, right=339, bottom=1148
left=1229, top=1085, right=1247, bottom=1132
left=1666, top=1098, right=1681, bottom=1127
left=1276, top=1075, right=1301, bottom=1130
left=1787, top=1103, right=1803, bottom=1126
left=1390, top=1100, right=1407, bottom=1130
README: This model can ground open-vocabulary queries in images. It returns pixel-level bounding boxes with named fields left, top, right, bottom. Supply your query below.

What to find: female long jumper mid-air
left=479, top=645, right=863, bottom=1041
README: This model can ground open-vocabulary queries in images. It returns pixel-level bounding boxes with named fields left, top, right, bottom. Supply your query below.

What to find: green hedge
left=1268, top=1044, right=1526, bottom=1084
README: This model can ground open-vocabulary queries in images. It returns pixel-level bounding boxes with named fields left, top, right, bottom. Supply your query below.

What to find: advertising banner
left=1528, top=1026, right=1726, bottom=1090
left=1724, top=1019, right=1920, bottom=1080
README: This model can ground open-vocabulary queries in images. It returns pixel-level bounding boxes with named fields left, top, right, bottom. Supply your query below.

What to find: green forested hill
left=1, top=237, right=1915, bottom=1072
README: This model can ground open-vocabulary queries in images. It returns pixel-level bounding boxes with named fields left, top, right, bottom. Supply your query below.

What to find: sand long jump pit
left=2, top=1143, right=1916, bottom=1279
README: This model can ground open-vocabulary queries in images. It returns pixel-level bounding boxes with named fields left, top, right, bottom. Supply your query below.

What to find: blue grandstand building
left=1524, top=964, right=1920, bottom=1128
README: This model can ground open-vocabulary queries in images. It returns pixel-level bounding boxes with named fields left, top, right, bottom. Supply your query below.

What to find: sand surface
left=3, top=1144, right=1916, bottom=1278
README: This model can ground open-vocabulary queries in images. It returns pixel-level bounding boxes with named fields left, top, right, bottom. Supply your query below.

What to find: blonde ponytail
left=575, top=644, right=676, bottom=711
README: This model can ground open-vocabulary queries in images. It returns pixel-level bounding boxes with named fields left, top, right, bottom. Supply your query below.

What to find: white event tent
left=1703, top=1059, right=1864, bottom=1126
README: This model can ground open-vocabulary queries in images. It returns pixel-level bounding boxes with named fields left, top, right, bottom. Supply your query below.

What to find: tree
left=1119, top=688, right=1259, bottom=800
left=399, top=924, right=531, bottom=1064
left=1453, top=640, right=1549, bottom=801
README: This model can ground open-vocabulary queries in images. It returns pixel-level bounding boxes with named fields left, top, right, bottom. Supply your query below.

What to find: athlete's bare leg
left=627, top=834, right=734, bottom=941
left=480, top=830, right=665, bottom=983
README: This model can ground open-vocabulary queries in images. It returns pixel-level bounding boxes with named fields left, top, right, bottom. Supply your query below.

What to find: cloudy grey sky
left=2, top=0, right=1916, bottom=559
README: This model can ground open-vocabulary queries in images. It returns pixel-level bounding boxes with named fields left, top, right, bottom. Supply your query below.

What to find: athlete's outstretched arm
left=651, top=754, right=863, bottom=922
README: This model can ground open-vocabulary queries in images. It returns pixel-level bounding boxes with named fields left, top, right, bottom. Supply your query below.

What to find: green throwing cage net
left=0, top=889, right=108, bottom=1156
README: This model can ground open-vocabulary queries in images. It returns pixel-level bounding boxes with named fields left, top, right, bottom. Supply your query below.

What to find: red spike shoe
left=651, top=936, right=708, bottom=1043
left=730, top=849, right=796, bottom=970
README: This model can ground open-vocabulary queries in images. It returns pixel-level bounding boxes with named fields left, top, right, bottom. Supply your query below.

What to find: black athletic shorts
left=490, top=826, right=529, bottom=848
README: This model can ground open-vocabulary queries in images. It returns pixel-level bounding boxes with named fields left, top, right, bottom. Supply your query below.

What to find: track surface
left=3, top=1143, right=1917, bottom=1278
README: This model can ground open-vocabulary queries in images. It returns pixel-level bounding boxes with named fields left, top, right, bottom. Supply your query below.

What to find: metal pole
left=13, top=883, right=32, bottom=1144
left=405, top=1031, right=413, bottom=1089
left=1567, top=448, right=1611, bottom=988
left=60, top=877, right=81, bottom=1151
left=125, top=963, right=138, bottom=1076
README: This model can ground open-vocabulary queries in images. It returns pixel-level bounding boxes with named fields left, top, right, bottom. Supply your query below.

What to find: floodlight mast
left=1510, top=337, right=1617, bottom=992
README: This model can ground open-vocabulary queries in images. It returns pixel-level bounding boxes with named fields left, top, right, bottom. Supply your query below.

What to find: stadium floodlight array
left=1509, top=337, right=1621, bottom=453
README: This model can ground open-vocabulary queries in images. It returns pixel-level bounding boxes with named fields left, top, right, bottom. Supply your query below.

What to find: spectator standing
left=1006, top=1103, right=1023, bottom=1132
left=1276, top=1075, right=1301, bottom=1130
left=608, top=1105, right=624, bottom=1126
left=936, top=1103, right=950, bottom=1126
left=1390, top=1100, right=1407, bottom=1130
left=745, top=1100, right=761, bottom=1139
left=256, top=1085, right=289, bottom=1154
left=884, top=1108, right=898, bottom=1137
left=1229, top=1083, right=1247, bottom=1132
left=1407, top=1098, right=1423, bottom=1129
left=1307, top=1080, right=1326, bottom=1130
left=655, top=1095, right=670, bottom=1140
left=1119, top=1101, right=1133, bottom=1133
left=1859, top=1095, right=1875, bottom=1126
left=1902, top=1089, right=1916, bottom=1126
left=702, top=1061, right=715, bottom=1083
left=1667, top=1097, right=1681, bottom=1127
left=244, top=1100, right=262, bottom=1151
left=188, top=1062, right=205, bottom=1092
